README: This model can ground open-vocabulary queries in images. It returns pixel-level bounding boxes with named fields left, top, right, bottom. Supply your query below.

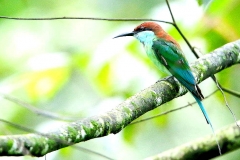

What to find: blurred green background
left=0, top=0, right=239, bottom=159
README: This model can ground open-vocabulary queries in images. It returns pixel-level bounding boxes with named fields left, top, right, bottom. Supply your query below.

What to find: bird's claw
left=156, top=76, right=173, bottom=83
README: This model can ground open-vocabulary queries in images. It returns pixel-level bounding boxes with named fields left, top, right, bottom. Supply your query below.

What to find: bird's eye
left=134, top=26, right=151, bottom=32
left=137, top=26, right=147, bottom=32
left=140, top=27, right=145, bottom=31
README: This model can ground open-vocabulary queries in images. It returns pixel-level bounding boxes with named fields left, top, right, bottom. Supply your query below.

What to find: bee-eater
left=114, top=22, right=221, bottom=154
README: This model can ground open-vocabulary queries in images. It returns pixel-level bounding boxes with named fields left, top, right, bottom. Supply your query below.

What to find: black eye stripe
left=137, top=27, right=152, bottom=32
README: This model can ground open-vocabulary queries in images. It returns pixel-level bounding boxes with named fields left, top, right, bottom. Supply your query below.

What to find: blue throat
left=134, top=30, right=156, bottom=46
left=134, top=30, right=167, bottom=73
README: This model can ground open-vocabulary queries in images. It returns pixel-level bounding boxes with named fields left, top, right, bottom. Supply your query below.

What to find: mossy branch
left=0, top=40, right=240, bottom=157
left=145, top=121, right=240, bottom=160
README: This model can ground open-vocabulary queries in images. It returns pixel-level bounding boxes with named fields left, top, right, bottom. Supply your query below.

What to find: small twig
left=0, top=94, right=78, bottom=121
left=0, top=118, right=44, bottom=135
left=211, top=77, right=240, bottom=128
left=221, top=86, right=240, bottom=98
left=165, top=0, right=199, bottom=58
left=165, top=0, right=176, bottom=24
left=0, top=16, right=173, bottom=24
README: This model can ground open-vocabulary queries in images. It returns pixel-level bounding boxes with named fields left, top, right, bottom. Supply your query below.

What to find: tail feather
left=193, top=95, right=210, bottom=124
left=193, top=95, right=222, bottom=155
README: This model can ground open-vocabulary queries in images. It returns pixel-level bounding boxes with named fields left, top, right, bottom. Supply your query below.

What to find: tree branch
left=145, top=121, right=240, bottom=160
left=0, top=40, right=239, bottom=157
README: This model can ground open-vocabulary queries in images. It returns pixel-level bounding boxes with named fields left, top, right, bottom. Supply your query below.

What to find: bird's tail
left=193, top=95, right=222, bottom=155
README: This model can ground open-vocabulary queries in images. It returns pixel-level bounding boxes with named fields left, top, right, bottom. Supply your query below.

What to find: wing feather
left=152, top=40, right=203, bottom=98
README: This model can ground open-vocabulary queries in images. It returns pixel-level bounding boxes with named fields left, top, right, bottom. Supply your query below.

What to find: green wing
left=152, top=40, right=197, bottom=93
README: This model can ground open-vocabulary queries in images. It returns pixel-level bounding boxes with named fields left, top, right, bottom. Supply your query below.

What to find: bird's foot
left=156, top=76, right=172, bottom=84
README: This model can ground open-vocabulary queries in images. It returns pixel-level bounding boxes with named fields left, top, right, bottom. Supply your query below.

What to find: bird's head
left=114, top=22, right=180, bottom=48
left=114, top=22, right=165, bottom=38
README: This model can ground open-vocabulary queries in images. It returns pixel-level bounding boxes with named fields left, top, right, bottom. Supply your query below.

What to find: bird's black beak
left=113, top=32, right=134, bottom=39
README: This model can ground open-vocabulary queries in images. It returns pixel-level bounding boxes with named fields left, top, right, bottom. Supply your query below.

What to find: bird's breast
left=145, top=46, right=169, bottom=74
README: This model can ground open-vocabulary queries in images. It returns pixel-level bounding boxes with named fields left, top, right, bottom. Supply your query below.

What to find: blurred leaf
left=204, top=29, right=227, bottom=51
left=0, top=58, right=15, bottom=78
left=72, top=52, right=91, bottom=71
left=206, top=0, right=229, bottom=15
left=122, top=124, right=139, bottom=144
left=197, top=0, right=240, bottom=51
left=24, top=67, right=69, bottom=101
left=0, top=1, right=26, bottom=16
left=59, top=146, right=73, bottom=157
left=95, top=62, right=113, bottom=95
left=151, top=106, right=169, bottom=127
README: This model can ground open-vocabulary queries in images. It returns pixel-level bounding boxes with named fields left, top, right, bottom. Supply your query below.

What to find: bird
left=114, top=22, right=221, bottom=154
